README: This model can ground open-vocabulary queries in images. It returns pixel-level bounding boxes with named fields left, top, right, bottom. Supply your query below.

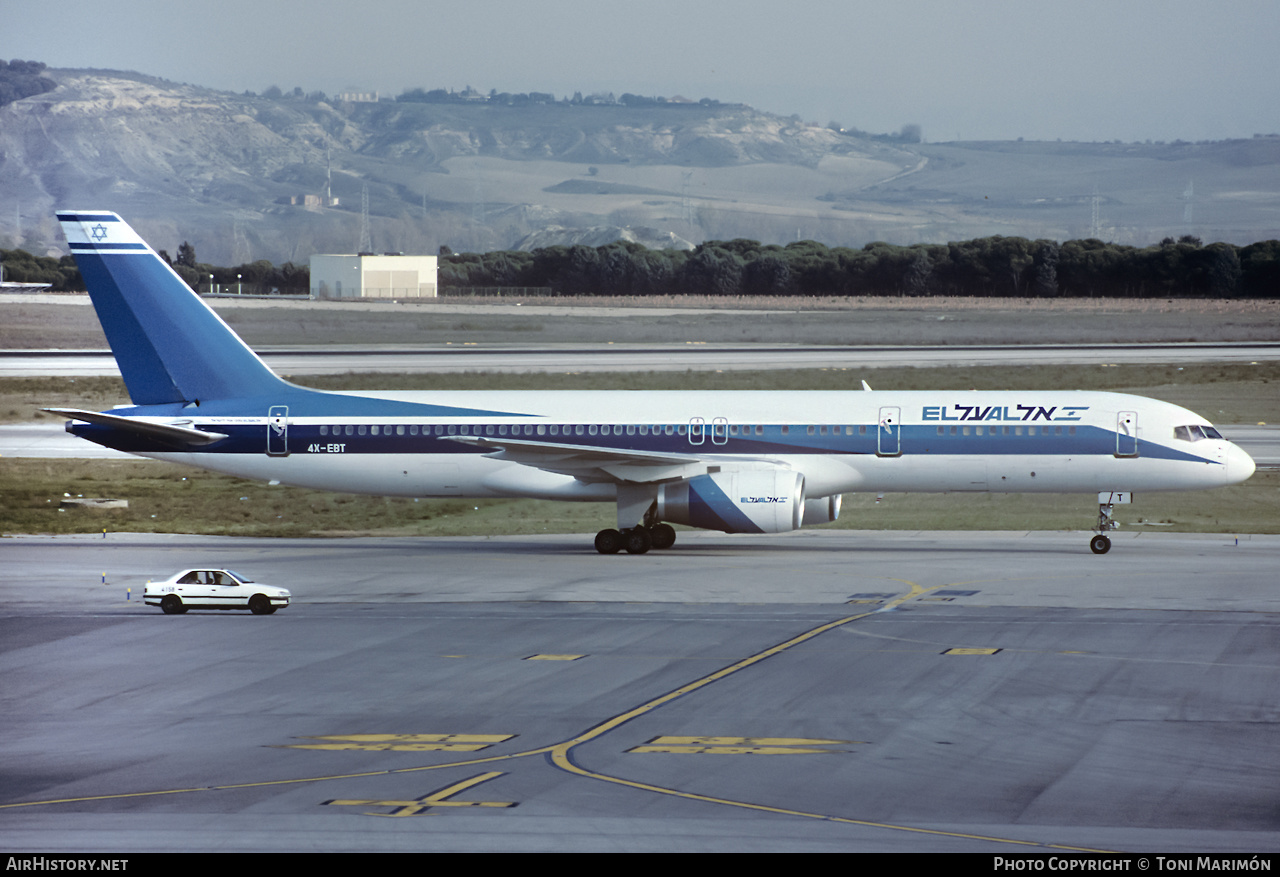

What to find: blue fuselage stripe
left=65, top=419, right=1217, bottom=465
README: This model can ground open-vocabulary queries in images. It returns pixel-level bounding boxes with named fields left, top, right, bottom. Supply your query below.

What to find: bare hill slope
left=2, top=68, right=1277, bottom=263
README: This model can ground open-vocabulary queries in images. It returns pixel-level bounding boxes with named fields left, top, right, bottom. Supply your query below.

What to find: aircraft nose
left=1228, top=442, right=1256, bottom=484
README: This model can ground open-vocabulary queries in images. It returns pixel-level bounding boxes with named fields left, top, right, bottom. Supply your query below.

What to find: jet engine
left=803, top=493, right=841, bottom=525
left=657, top=470, right=805, bottom=534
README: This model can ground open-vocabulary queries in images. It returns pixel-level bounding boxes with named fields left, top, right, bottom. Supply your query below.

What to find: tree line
left=440, top=235, right=1280, bottom=299
left=5, top=234, right=1277, bottom=298
left=0, top=59, right=56, bottom=108
left=161, top=243, right=310, bottom=295
left=0, top=244, right=309, bottom=295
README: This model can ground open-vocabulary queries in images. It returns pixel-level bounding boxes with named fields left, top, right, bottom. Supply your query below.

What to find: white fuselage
left=134, top=389, right=1253, bottom=502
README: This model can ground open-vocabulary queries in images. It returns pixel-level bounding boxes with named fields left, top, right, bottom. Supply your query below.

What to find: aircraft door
left=1116, top=411, right=1138, bottom=457
left=688, top=417, right=705, bottom=446
left=267, top=406, right=289, bottom=456
left=877, top=406, right=902, bottom=457
left=711, top=417, right=728, bottom=445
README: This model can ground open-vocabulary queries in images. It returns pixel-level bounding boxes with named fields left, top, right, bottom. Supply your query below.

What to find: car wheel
left=248, top=594, right=275, bottom=615
left=160, top=595, right=185, bottom=615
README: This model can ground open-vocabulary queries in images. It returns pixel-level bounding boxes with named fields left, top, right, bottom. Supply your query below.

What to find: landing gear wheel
left=160, top=595, right=185, bottom=615
left=1089, top=534, right=1112, bottom=555
left=650, top=523, right=676, bottom=550
left=594, top=528, right=623, bottom=554
left=624, top=527, right=652, bottom=555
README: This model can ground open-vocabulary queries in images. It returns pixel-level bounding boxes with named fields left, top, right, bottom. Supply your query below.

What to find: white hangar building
left=309, top=253, right=438, bottom=299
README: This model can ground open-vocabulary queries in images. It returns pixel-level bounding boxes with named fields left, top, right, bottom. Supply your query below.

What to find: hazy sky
left=4, top=0, right=1278, bottom=143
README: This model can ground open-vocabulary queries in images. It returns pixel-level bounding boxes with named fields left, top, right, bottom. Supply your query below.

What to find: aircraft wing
left=44, top=408, right=230, bottom=447
left=447, top=435, right=774, bottom=483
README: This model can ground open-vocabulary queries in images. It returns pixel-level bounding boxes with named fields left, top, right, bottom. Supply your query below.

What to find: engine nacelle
left=658, top=470, right=805, bottom=534
left=803, top=493, right=841, bottom=526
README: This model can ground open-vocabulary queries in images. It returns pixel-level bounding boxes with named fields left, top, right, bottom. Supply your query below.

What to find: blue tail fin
left=58, top=211, right=291, bottom=406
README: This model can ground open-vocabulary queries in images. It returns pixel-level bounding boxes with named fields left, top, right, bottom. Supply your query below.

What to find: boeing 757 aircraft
left=49, top=211, right=1255, bottom=554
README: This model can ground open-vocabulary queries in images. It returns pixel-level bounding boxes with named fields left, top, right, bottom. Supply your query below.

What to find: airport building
left=309, top=253, right=438, bottom=299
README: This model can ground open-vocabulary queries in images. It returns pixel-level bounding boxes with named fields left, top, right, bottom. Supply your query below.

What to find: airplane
left=48, top=211, right=1256, bottom=555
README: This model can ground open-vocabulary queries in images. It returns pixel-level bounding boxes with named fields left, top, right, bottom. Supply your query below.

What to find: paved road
left=1, top=530, right=1277, bottom=853
left=4, top=341, right=1280, bottom=376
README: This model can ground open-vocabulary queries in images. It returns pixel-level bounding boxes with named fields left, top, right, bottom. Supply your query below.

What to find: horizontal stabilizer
left=44, top=408, right=229, bottom=447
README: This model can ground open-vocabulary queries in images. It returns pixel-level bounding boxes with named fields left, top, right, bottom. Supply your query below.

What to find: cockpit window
left=1174, top=424, right=1225, bottom=442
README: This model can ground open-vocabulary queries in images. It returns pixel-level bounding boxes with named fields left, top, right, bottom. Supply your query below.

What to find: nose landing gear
left=1090, top=492, right=1129, bottom=554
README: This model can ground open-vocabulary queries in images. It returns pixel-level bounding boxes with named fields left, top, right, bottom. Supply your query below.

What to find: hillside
left=2, top=68, right=1278, bottom=264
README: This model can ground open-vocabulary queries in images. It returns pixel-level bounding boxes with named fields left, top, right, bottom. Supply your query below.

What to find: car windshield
left=225, top=570, right=253, bottom=583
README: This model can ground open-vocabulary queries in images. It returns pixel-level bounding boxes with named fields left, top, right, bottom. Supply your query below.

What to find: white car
left=144, top=569, right=290, bottom=615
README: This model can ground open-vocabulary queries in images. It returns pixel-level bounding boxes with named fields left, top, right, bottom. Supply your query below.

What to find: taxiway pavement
left=2, top=530, right=1278, bottom=853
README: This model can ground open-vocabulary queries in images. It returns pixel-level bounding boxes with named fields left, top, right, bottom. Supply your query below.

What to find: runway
left=2, top=530, right=1278, bottom=852
left=4, top=341, right=1280, bottom=376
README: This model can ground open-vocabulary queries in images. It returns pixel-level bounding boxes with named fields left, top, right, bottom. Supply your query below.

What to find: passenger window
left=320, top=425, right=328, bottom=436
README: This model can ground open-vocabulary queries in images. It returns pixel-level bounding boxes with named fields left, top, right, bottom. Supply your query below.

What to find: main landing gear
left=594, top=523, right=677, bottom=555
